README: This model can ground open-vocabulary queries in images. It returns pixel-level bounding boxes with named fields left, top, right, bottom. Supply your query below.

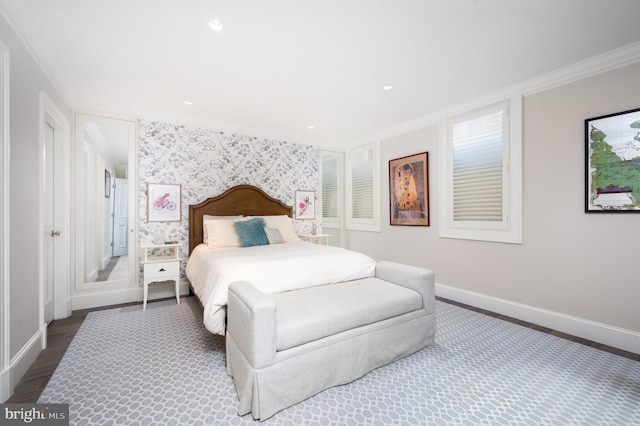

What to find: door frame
left=39, top=90, right=71, bottom=326
left=0, top=38, right=11, bottom=402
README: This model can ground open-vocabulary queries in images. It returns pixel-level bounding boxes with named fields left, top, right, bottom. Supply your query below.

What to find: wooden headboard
left=188, top=185, right=293, bottom=254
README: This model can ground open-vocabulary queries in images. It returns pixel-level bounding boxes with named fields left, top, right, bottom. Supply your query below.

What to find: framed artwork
left=389, top=152, right=429, bottom=226
left=295, top=190, right=315, bottom=219
left=104, top=170, right=111, bottom=198
left=585, top=107, right=640, bottom=212
left=147, top=183, right=182, bottom=222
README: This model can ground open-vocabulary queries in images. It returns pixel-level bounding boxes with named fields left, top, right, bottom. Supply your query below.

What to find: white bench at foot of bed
left=225, top=260, right=436, bottom=421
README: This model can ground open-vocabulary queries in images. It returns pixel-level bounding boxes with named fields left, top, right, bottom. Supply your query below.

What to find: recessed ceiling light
left=383, top=84, right=393, bottom=91
left=183, top=100, right=193, bottom=105
left=209, top=19, right=224, bottom=31
left=307, top=125, right=315, bottom=129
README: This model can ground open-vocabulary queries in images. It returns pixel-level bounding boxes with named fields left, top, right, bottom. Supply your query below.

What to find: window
left=320, top=151, right=341, bottom=229
left=440, top=97, right=522, bottom=243
left=346, top=141, right=380, bottom=232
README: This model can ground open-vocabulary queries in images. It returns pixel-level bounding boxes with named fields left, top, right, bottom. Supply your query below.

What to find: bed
left=185, top=185, right=376, bottom=335
left=187, top=185, right=435, bottom=419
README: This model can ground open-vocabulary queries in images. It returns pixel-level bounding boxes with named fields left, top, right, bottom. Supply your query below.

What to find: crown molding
left=354, top=41, right=640, bottom=147
left=0, top=3, right=72, bottom=109
left=518, top=40, right=640, bottom=97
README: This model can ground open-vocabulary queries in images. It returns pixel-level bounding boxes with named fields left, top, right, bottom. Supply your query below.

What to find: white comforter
left=186, top=241, right=376, bottom=335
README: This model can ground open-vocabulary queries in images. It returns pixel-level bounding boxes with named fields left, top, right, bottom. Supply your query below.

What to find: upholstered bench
left=225, top=261, right=436, bottom=421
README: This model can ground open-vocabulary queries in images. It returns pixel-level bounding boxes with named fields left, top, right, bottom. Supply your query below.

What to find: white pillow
left=204, top=218, right=246, bottom=247
left=264, top=227, right=285, bottom=244
left=258, top=215, right=299, bottom=242
left=203, top=215, right=243, bottom=243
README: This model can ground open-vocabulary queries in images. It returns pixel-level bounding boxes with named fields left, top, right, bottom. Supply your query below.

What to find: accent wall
left=137, top=120, right=320, bottom=278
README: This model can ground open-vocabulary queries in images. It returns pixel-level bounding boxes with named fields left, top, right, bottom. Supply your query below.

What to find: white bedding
left=186, top=241, right=376, bottom=335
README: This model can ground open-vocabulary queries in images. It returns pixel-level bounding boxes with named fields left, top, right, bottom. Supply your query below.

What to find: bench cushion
left=272, top=277, right=423, bottom=351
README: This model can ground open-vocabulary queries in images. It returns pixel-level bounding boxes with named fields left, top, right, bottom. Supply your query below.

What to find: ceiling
left=2, top=0, right=640, bottom=150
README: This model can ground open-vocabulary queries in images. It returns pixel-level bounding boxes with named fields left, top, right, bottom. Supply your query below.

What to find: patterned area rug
left=107, top=256, right=128, bottom=281
left=38, top=297, right=640, bottom=425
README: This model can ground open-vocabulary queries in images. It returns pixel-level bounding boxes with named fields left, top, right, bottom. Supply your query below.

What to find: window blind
left=451, top=107, right=505, bottom=222
left=351, top=146, right=374, bottom=219
left=322, top=156, right=338, bottom=220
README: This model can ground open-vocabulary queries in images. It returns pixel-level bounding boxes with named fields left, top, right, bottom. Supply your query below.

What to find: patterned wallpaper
left=138, top=120, right=320, bottom=278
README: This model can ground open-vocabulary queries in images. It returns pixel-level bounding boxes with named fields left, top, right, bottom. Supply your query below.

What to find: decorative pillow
left=234, top=218, right=269, bottom=247
left=204, top=218, right=246, bottom=247
left=203, top=215, right=243, bottom=243
left=264, top=227, right=285, bottom=244
left=256, top=215, right=299, bottom=242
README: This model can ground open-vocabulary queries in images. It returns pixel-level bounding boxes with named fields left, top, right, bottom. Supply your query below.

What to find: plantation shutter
left=451, top=104, right=506, bottom=222
left=322, top=155, right=338, bottom=220
left=351, top=146, right=374, bottom=219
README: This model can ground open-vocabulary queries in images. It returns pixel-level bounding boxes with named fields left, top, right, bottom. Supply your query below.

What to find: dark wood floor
left=6, top=296, right=639, bottom=403
left=95, top=256, right=120, bottom=282
left=441, top=297, right=640, bottom=362
left=6, top=299, right=142, bottom=403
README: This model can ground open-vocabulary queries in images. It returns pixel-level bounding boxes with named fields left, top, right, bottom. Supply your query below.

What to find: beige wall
left=0, top=12, right=69, bottom=369
left=347, top=62, right=640, bottom=340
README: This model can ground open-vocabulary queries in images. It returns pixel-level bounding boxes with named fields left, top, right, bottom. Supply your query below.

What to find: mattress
left=185, top=241, right=376, bottom=335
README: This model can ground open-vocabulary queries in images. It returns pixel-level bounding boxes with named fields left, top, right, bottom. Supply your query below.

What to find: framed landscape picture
left=585, top=107, right=640, bottom=212
left=389, top=152, right=429, bottom=226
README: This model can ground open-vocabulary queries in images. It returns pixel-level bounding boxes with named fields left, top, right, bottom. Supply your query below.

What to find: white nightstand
left=298, top=233, right=331, bottom=245
left=141, top=244, right=180, bottom=310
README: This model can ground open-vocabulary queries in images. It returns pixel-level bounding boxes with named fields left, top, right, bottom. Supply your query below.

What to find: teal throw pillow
left=234, top=218, right=269, bottom=247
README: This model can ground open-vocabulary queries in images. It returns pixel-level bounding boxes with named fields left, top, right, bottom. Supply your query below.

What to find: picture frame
left=104, top=170, right=111, bottom=198
left=389, top=152, right=429, bottom=226
left=295, top=190, right=315, bottom=219
left=585, top=107, right=640, bottom=213
left=147, top=183, right=182, bottom=222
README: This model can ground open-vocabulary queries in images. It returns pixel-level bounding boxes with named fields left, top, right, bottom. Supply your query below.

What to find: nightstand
left=141, top=244, right=180, bottom=310
left=298, top=233, right=331, bottom=245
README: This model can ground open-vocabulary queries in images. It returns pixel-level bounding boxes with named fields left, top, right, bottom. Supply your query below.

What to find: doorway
left=112, top=177, right=129, bottom=257
left=95, top=176, right=129, bottom=282
left=39, top=91, right=71, bottom=322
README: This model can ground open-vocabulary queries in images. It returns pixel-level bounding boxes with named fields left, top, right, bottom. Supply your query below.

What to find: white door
left=40, top=91, right=71, bottom=321
left=43, top=122, right=56, bottom=324
left=112, top=178, right=128, bottom=257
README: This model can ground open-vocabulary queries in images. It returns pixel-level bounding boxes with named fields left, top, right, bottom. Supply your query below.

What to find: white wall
left=0, top=11, right=70, bottom=399
left=346, top=62, right=640, bottom=353
left=82, top=129, right=116, bottom=277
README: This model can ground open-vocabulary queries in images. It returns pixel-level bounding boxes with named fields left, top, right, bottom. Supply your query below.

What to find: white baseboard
left=101, top=254, right=111, bottom=270
left=72, top=280, right=190, bottom=311
left=436, top=283, right=640, bottom=355
left=0, top=366, right=10, bottom=402
left=144, top=282, right=190, bottom=303
left=86, top=268, right=98, bottom=283
left=1, top=327, right=46, bottom=401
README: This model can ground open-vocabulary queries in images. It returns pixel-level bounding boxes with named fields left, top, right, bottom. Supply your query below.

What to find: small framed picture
left=104, top=170, right=111, bottom=198
left=389, top=152, right=429, bottom=226
left=147, top=183, right=182, bottom=222
left=295, top=190, right=315, bottom=219
left=585, top=107, right=640, bottom=212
